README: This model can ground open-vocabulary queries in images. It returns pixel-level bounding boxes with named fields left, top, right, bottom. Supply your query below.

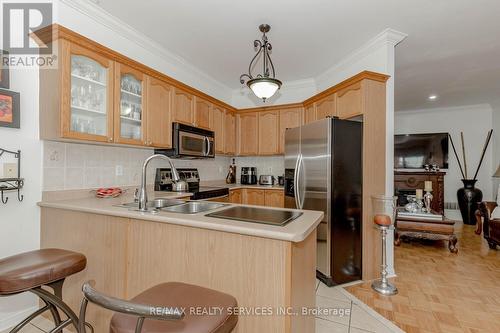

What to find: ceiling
left=94, top=0, right=500, bottom=111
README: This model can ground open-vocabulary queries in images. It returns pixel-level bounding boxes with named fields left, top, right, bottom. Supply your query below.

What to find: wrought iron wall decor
left=239, top=24, right=282, bottom=102
left=0, top=148, right=24, bottom=204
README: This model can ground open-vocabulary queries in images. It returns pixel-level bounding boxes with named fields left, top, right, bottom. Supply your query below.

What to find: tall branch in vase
left=449, top=129, right=493, bottom=225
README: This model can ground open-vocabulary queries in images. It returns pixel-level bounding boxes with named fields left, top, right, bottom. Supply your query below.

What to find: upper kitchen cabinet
left=237, top=112, right=258, bottom=156
left=194, top=97, right=212, bottom=130
left=303, top=103, right=316, bottom=124
left=258, top=110, right=280, bottom=155
left=172, top=88, right=194, bottom=125
left=225, top=111, right=236, bottom=155
left=212, top=106, right=225, bottom=154
left=279, top=106, right=302, bottom=154
left=146, top=76, right=173, bottom=148
left=60, top=42, right=115, bottom=142
left=315, top=94, right=337, bottom=120
left=336, top=81, right=362, bottom=119
left=114, top=63, right=147, bottom=145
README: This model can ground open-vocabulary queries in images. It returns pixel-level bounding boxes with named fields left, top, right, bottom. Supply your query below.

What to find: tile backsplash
left=42, top=141, right=231, bottom=191
left=233, top=156, right=285, bottom=180
left=42, top=141, right=286, bottom=191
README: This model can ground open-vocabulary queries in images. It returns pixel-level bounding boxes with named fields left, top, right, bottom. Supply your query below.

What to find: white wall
left=0, top=67, right=41, bottom=328
left=491, top=101, right=500, bottom=196
left=395, top=104, right=494, bottom=207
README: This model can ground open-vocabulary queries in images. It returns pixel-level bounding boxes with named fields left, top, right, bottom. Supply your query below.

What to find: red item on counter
left=95, top=187, right=123, bottom=198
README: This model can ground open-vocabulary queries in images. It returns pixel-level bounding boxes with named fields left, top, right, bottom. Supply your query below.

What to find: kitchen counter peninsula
left=38, top=191, right=322, bottom=333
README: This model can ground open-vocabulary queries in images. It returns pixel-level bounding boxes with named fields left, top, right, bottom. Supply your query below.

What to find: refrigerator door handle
left=294, top=154, right=300, bottom=208
left=295, top=154, right=304, bottom=209
left=298, top=154, right=305, bottom=209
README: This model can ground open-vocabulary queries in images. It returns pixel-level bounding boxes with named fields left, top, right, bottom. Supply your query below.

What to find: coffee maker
left=241, top=167, right=257, bottom=185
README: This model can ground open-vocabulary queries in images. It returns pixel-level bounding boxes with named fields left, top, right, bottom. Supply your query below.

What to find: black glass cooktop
left=206, top=206, right=302, bottom=226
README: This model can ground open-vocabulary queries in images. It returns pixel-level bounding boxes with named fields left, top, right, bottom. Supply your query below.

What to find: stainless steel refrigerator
left=284, top=117, right=362, bottom=286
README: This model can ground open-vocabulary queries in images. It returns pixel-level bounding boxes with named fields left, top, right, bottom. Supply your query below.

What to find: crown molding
left=315, top=28, right=407, bottom=89
left=396, top=103, right=492, bottom=114
left=57, top=0, right=233, bottom=100
left=383, top=28, right=408, bottom=46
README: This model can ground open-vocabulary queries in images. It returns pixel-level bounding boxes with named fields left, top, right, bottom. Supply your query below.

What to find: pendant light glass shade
left=247, top=78, right=282, bottom=101
left=239, top=24, right=282, bottom=102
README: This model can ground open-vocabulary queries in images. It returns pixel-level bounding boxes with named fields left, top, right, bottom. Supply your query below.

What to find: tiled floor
left=0, top=315, right=49, bottom=333
left=1, top=282, right=401, bottom=333
left=315, top=279, right=404, bottom=333
left=346, top=222, right=500, bottom=333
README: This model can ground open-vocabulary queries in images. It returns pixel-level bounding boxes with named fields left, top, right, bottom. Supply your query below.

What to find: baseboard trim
left=0, top=306, right=38, bottom=331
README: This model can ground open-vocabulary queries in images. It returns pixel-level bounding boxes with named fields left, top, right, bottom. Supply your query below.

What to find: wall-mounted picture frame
left=0, top=50, right=9, bottom=89
left=0, top=89, right=20, bottom=129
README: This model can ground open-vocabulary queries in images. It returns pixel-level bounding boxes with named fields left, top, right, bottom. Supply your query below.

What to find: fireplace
left=394, top=171, right=446, bottom=214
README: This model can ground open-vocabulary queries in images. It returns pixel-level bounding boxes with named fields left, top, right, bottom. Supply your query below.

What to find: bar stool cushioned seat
left=110, top=282, right=238, bottom=333
left=0, top=248, right=87, bottom=295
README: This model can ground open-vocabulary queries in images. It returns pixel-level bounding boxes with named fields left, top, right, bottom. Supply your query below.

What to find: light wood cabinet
left=172, top=88, right=194, bottom=125
left=146, top=76, right=172, bottom=148
left=315, top=94, right=337, bottom=120
left=194, top=97, right=212, bottom=130
left=114, top=63, right=147, bottom=146
left=207, top=196, right=230, bottom=203
left=279, top=107, right=302, bottom=154
left=225, top=112, right=236, bottom=155
left=237, top=112, right=258, bottom=156
left=212, top=106, right=225, bottom=154
left=60, top=42, right=115, bottom=143
left=242, top=188, right=265, bottom=206
left=258, top=110, right=280, bottom=155
left=264, top=189, right=284, bottom=208
left=337, top=82, right=362, bottom=119
left=229, top=189, right=242, bottom=204
left=304, top=104, right=316, bottom=124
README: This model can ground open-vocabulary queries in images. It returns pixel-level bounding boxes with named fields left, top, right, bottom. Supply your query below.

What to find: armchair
left=475, top=201, right=500, bottom=249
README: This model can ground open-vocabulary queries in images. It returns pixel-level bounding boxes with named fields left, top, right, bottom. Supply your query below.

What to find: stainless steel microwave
left=155, top=123, right=215, bottom=159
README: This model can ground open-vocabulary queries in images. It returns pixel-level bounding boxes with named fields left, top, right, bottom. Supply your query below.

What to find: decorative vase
left=457, top=179, right=483, bottom=225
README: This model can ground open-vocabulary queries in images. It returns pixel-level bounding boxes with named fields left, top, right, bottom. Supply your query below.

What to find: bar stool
left=0, top=248, right=87, bottom=332
left=79, top=281, right=238, bottom=333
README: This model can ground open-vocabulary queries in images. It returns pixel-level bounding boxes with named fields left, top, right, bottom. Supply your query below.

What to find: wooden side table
left=395, top=210, right=458, bottom=253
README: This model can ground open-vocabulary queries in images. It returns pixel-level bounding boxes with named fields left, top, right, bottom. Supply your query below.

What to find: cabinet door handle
left=108, top=137, right=113, bottom=142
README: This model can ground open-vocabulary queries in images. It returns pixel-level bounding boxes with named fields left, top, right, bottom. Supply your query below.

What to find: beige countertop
left=38, top=191, right=322, bottom=243
left=201, top=181, right=284, bottom=190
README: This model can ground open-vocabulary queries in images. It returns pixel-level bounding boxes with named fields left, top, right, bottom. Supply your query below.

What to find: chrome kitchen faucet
left=138, top=154, right=187, bottom=212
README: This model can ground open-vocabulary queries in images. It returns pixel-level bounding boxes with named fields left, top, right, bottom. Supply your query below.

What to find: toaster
left=259, top=175, right=275, bottom=185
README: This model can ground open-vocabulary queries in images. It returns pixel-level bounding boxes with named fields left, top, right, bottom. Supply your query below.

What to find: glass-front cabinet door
left=64, top=44, right=114, bottom=142
left=114, top=63, right=146, bottom=145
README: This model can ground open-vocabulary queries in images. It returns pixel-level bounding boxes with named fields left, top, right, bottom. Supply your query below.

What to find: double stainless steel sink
left=116, top=198, right=226, bottom=214
left=116, top=198, right=302, bottom=227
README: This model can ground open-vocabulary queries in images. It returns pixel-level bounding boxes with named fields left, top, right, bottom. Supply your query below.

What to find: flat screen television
left=394, top=133, right=449, bottom=169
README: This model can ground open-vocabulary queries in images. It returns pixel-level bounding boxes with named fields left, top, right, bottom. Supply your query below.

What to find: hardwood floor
left=345, top=221, right=500, bottom=333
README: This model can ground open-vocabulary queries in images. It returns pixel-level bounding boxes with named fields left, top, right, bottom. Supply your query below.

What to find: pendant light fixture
left=240, top=24, right=282, bottom=102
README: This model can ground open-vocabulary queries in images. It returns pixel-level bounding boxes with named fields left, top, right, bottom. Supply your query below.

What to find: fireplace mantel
left=394, top=171, right=446, bottom=214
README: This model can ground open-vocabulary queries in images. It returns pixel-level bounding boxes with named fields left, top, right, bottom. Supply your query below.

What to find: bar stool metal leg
left=30, top=280, right=80, bottom=332
left=8, top=302, right=52, bottom=333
